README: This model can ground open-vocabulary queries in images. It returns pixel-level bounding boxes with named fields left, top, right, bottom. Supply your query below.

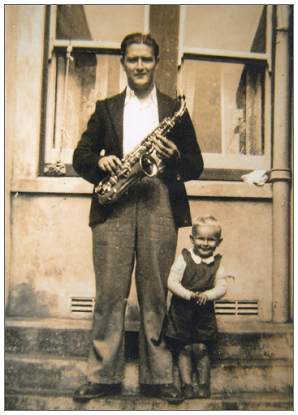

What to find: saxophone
left=95, top=96, right=187, bottom=205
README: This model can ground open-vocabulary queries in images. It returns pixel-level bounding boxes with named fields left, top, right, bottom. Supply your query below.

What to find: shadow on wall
left=6, top=278, right=58, bottom=318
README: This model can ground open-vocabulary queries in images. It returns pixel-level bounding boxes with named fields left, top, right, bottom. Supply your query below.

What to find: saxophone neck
left=175, top=95, right=187, bottom=119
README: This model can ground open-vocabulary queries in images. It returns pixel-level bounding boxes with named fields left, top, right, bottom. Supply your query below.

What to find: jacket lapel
left=105, top=90, right=126, bottom=156
left=157, top=89, right=175, bottom=122
left=106, top=88, right=175, bottom=155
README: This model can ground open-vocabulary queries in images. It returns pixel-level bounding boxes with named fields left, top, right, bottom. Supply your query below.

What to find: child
left=165, top=215, right=228, bottom=399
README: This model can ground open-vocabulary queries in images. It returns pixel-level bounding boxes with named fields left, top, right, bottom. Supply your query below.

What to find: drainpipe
left=271, top=5, right=292, bottom=322
left=149, top=5, right=180, bottom=98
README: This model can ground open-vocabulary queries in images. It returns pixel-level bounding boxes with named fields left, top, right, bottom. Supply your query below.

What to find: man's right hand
left=98, top=155, right=123, bottom=174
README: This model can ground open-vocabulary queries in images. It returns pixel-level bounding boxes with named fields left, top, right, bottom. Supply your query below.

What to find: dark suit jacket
left=73, top=89, right=204, bottom=228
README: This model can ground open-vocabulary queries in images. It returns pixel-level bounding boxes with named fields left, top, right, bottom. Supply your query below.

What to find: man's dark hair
left=120, top=33, right=160, bottom=59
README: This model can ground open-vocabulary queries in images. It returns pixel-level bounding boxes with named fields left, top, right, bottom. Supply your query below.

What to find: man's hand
left=154, top=134, right=180, bottom=161
left=98, top=155, right=122, bottom=174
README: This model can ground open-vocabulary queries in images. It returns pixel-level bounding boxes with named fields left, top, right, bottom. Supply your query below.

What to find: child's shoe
left=182, top=383, right=196, bottom=399
left=197, top=383, right=210, bottom=399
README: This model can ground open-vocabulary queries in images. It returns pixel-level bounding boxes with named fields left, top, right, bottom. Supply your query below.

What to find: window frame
left=43, top=43, right=123, bottom=176
left=178, top=5, right=273, bottom=181
left=41, top=5, right=273, bottom=181
left=41, top=5, right=149, bottom=177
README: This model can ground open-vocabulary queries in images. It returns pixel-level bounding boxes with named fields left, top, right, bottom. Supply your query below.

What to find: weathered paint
left=8, top=194, right=94, bottom=318
left=8, top=194, right=272, bottom=323
left=7, top=6, right=46, bottom=179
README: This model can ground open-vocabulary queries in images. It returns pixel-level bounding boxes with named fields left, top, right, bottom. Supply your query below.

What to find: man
left=72, top=33, right=204, bottom=404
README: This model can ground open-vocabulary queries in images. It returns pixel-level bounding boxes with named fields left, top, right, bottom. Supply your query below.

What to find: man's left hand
left=154, top=134, right=180, bottom=160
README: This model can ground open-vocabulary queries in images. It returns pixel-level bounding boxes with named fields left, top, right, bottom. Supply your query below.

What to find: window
left=181, top=5, right=266, bottom=53
left=178, top=5, right=271, bottom=179
left=44, top=49, right=126, bottom=173
left=42, top=5, right=148, bottom=176
left=41, top=5, right=272, bottom=179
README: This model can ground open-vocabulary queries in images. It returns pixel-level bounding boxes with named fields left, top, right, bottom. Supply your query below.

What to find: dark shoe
left=197, top=383, right=210, bottom=399
left=140, top=383, right=184, bottom=404
left=73, top=382, right=121, bottom=403
left=182, top=383, right=196, bottom=399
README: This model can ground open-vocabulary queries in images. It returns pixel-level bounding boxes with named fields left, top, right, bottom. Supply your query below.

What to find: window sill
left=185, top=180, right=272, bottom=199
left=11, top=177, right=272, bottom=199
left=11, top=177, right=93, bottom=195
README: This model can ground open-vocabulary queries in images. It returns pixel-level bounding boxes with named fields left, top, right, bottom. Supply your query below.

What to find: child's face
left=190, top=225, right=222, bottom=258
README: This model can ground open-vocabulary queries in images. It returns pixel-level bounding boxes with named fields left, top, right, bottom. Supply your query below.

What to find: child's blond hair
left=192, top=215, right=222, bottom=239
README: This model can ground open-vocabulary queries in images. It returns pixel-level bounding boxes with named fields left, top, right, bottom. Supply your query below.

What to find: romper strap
left=181, top=248, right=193, bottom=266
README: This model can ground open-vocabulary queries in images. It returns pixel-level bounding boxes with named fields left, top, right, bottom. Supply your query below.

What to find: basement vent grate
left=70, top=298, right=258, bottom=316
left=215, top=300, right=258, bottom=316
left=71, top=297, right=95, bottom=313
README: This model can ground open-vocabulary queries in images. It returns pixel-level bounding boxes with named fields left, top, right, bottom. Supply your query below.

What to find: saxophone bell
left=140, top=151, right=165, bottom=177
left=140, top=154, right=157, bottom=177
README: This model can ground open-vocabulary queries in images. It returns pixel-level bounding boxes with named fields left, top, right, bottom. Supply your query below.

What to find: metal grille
left=70, top=297, right=258, bottom=316
left=215, top=300, right=258, bottom=316
left=71, top=297, right=95, bottom=313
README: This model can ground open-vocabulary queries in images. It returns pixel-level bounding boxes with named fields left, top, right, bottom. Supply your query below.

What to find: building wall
left=6, top=5, right=277, bottom=324
left=7, top=194, right=272, bottom=322
left=5, top=5, right=46, bottom=306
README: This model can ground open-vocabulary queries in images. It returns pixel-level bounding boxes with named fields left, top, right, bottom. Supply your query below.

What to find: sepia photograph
left=5, top=4, right=293, bottom=411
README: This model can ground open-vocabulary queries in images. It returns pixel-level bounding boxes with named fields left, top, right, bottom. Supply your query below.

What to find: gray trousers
left=87, top=177, right=177, bottom=385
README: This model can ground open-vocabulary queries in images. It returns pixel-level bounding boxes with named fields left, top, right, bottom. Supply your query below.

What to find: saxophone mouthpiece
left=176, top=95, right=186, bottom=107
left=176, top=86, right=186, bottom=100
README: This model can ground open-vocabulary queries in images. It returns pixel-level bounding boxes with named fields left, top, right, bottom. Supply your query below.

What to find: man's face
left=121, top=43, right=158, bottom=95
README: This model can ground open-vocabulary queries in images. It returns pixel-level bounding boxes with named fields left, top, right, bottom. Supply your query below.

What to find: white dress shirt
left=167, top=248, right=228, bottom=301
left=123, top=85, right=159, bottom=155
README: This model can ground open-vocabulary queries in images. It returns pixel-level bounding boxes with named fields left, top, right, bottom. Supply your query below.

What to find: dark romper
left=165, top=249, right=222, bottom=349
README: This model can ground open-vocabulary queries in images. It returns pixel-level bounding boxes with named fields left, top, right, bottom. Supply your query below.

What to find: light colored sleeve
left=203, top=264, right=228, bottom=301
left=167, top=254, right=193, bottom=300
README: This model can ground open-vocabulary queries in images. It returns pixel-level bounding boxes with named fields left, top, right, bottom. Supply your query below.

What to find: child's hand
left=190, top=292, right=201, bottom=305
left=196, top=293, right=208, bottom=305
left=190, top=292, right=208, bottom=305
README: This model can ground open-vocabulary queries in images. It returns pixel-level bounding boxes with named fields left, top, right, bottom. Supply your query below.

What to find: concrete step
left=5, top=318, right=293, bottom=361
left=5, top=353, right=293, bottom=395
left=5, top=391, right=293, bottom=411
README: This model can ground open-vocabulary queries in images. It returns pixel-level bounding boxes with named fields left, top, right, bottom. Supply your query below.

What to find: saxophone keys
left=110, top=176, right=118, bottom=185
left=121, top=164, right=131, bottom=178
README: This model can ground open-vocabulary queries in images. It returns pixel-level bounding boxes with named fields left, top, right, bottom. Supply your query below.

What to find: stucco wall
left=7, top=194, right=273, bottom=322
left=6, top=5, right=45, bottom=179
left=5, top=5, right=46, bottom=306
left=7, top=195, right=94, bottom=318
